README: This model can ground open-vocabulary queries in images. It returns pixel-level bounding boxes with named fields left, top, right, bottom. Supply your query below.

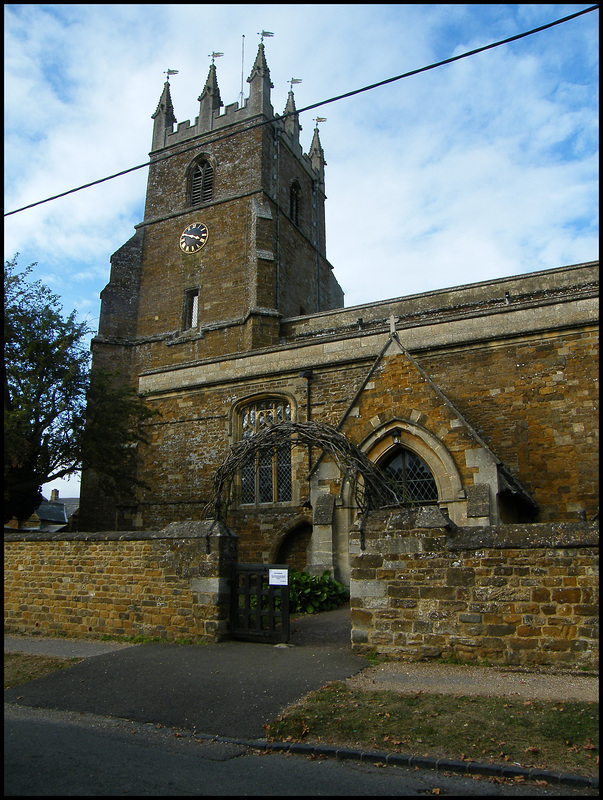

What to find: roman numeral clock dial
left=179, top=222, right=209, bottom=254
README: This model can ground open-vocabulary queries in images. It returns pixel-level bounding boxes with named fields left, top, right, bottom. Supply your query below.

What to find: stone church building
left=79, top=44, right=599, bottom=588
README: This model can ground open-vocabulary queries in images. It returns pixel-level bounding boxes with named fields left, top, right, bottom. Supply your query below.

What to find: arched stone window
left=360, top=419, right=465, bottom=518
left=379, top=447, right=438, bottom=505
left=239, top=398, right=293, bottom=505
left=190, top=159, right=213, bottom=205
left=289, top=180, right=301, bottom=226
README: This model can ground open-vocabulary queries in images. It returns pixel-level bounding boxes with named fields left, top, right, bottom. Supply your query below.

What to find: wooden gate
left=230, top=563, right=290, bottom=643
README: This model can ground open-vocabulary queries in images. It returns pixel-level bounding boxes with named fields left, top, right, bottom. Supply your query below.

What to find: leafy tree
left=4, top=256, right=157, bottom=524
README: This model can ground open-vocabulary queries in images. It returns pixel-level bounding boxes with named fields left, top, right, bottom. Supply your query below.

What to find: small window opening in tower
left=289, top=181, right=300, bottom=226
left=191, top=161, right=213, bottom=206
left=184, top=289, right=199, bottom=329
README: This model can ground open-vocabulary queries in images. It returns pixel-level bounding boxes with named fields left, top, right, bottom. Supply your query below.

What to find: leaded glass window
left=239, top=398, right=292, bottom=505
left=381, top=448, right=438, bottom=505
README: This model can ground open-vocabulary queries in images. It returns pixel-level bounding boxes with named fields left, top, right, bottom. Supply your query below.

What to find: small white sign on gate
left=268, top=568, right=288, bottom=586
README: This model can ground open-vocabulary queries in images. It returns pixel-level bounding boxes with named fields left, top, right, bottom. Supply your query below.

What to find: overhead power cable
left=4, top=4, right=598, bottom=218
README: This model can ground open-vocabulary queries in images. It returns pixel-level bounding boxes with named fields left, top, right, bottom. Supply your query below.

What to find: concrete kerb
left=191, top=733, right=598, bottom=790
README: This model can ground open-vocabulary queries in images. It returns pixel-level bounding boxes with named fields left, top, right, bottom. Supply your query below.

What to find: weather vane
left=314, top=117, right=327, bottom=127
left=289, top=78, right=302, bottom=91
left=258, top=30, right=274, bottom=43
left=164, top=69, right=179, bottom=81
left=208, top=52, right=224, bottom=64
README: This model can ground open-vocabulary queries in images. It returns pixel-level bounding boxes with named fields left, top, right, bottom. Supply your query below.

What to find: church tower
left=80, top=44, right=344, bottom=529
left=96, top=43, right=342, bottom=366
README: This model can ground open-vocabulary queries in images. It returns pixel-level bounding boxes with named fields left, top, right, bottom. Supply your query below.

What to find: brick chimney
left=50, top=489, right=59, bottom=502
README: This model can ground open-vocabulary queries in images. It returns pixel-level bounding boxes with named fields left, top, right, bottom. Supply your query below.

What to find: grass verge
left=264, top=681, right=599, bottom=778
left=4, top=652, right=83, bottom=689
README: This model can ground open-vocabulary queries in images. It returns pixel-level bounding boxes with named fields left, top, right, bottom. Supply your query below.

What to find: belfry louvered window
left=239, top=398, right=292, bottom=505
left=191, top=160, right=213, bottom=205
left=381, top=448, right=438, bottom=505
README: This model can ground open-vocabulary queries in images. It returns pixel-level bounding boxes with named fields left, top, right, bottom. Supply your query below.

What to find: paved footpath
left=346, top=660, right=598, bottom=703
left=4, top=634, right=134, bottom=659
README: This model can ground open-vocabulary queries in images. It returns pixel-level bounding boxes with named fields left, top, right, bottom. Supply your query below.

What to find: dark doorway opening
left=275, top=522, right=312, bottom=571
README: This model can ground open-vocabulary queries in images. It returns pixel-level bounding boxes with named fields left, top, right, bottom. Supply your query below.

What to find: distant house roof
left=4, top=496, right=80, bottom=533
left=62, top=498, right=80, bottom=521
left=36, top=501, right=68, bottom=524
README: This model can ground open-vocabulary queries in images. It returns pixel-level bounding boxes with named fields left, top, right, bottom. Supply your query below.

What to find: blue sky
left=4, top=4, right=599, bottom=497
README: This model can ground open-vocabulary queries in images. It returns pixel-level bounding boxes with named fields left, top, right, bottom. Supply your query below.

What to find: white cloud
left=5, top=3, right=598, bottom=316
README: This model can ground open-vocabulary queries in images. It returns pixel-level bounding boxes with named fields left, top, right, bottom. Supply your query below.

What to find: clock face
left=179, top=222, right=209, bottom=254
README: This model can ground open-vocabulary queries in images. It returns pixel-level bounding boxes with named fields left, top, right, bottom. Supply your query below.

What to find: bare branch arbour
left=203, top=420, right=403, bottom=524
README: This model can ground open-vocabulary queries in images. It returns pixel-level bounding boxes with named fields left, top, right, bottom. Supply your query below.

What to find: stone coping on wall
left=3, top=519, right=235, bottom=543
left=7, top=519, right=598, bottom=550
left=356, top=510, right=599, bottom=551
left=446, top=522, right=599, bottom=550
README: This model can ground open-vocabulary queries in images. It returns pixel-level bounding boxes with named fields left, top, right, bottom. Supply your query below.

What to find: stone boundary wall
left=350, top=509, right=599, bottom=669
left=4, top=521, right=238, bottom=642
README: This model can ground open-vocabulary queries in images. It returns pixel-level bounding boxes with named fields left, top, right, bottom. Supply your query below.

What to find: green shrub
left=289, top=568, right=349, bottom=615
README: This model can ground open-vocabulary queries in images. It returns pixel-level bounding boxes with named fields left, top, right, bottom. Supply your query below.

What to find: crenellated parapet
left=149, top=43, right=324, bottom=190
left=151, top=43, right=277, bottom=152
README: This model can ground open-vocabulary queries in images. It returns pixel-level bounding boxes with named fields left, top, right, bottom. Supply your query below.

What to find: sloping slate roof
left=36, top=501, right=68, bottom=524
left=61, top=499, right=80, bottom=520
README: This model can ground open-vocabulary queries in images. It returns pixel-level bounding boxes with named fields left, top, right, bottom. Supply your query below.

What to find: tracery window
left=380, top=448, right=438, bottom=505
left=239, top=398, right=292, bottom=504
left=191, top=160, right=213, bottom=205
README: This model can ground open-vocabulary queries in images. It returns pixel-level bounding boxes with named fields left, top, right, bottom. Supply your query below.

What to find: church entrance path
left=288, top=603, right=352, bottom=649
left=4, top=604, right=365, bottom=742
